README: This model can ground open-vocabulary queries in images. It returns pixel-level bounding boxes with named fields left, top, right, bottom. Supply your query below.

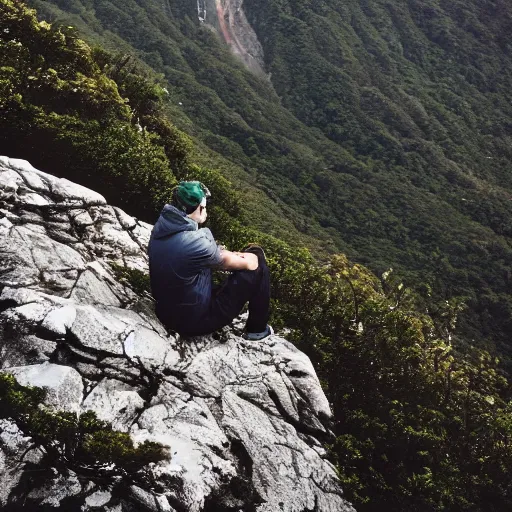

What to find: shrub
left=0, top=372, right=166, bottom=477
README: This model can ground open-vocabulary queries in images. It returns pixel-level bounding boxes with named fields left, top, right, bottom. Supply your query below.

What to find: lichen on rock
left=0, top=156, right=354, bottom=511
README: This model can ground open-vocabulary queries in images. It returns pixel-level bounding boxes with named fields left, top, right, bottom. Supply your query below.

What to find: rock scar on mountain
left=199, top=0, right=267, bottom=76
left=0, top=156, right=354, bottom=512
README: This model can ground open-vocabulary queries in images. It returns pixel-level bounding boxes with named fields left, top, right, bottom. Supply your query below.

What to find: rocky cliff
left=0, top=156, right=354, bottom=511
left=197, top=0, right=267, bottom=75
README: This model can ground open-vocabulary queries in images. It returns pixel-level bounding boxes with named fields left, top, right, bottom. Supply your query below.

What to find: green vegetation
left=244, top=0, right=512, bottom=356
left=2, top=1, right=512, bottom=509
left=1, top=2, right=172, bottom=218
left=0, top=372, right=166, bottom=476
left=284, top=257, right=512, bottom=510
left=110, top=261, right=151, bottom=296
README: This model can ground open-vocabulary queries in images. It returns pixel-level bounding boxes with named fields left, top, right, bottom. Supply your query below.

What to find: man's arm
left=219, top=249, right=258, bottom=271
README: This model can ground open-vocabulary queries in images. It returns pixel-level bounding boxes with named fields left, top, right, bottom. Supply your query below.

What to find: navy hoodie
left=148, top=205, right=222, bottom=328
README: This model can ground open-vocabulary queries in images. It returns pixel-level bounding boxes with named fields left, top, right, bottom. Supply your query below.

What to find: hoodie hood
left=151, top=204, right=198, bottom=239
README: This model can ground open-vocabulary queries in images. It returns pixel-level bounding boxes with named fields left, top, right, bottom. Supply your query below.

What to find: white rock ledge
left=0, top=156, right=355, bottom=512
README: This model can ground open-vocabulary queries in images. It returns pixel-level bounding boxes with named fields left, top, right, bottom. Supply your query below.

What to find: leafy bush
left=0, top=372, right=166, bottom=476
left=271, top=254, right=512, bottom=510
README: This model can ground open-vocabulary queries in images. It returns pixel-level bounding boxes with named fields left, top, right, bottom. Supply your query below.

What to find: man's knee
left=242, top=245, right=267, bottom=267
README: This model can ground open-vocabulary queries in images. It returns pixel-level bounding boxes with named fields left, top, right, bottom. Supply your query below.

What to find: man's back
left=148, top=205, right=222, bottom=327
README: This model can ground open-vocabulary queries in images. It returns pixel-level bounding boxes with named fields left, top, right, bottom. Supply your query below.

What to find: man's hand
left=219, top=250, right=259, bottom=271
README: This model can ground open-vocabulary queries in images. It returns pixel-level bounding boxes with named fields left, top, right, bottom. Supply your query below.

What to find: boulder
left=82, top=378, right=144, bottom=432
left=4, top=362, right=84, bottom=415
left=0, top=156, right=354, bottom=512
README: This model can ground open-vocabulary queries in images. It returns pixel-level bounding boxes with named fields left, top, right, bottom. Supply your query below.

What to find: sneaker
left=243, top=324, right=274, bottom=341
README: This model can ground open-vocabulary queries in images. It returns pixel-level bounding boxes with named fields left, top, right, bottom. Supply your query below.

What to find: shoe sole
left=243, top=325, right=274, bottom=341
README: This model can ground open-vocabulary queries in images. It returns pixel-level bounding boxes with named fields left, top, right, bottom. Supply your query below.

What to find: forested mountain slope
left=24, top=0, right=512, bottom=358
left=25, top=0, right=351, bottom=254
left=245, top=0, right=512, bottom=348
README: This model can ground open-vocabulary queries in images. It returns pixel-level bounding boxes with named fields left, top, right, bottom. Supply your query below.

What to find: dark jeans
left=170, top=255, right=270, bottom=336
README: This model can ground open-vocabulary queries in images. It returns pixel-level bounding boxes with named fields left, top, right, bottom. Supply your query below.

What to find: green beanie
left=172, top=181, right=210, bottom=214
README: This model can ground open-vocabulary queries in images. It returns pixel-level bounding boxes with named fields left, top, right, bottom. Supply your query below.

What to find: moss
left=109, top=262, right=151, bottom=296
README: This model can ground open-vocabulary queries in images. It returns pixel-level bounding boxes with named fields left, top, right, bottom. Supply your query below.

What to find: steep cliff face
left=198, top=0, right=267, bottom=75
left=0, top=156, right=354, bottom=512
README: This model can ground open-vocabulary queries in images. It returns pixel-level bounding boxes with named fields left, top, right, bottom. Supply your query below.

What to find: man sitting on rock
left=148, top=181, right=273, bottom=340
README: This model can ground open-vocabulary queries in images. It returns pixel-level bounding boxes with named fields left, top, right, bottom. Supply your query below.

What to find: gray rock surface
left=198, top=0, right=267, bottom=76
left=0, top=156, right=354, bottom=511
left=4, top=362, right=84, bottom=415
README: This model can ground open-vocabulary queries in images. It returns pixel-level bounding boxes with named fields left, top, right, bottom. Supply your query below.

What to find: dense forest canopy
left=245, top=0, right=512, bottom=349
left=2, top=0, right=512, bottom=510
left=21, top=0, right=512, bottom=362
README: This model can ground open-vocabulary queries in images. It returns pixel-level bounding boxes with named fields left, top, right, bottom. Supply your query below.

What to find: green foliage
left=278, top=258, right=512, bottom=510
left=0, top=373, right=166, bottom=475
left=1, top=0, right=247, bottom=227
left=23, top=0, right=512, bottom=360
left=110, top=262, right=150, bottom=296
left=242, top=0, right=512, bottom=355
left=79, top=411, right=164, bottom=472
